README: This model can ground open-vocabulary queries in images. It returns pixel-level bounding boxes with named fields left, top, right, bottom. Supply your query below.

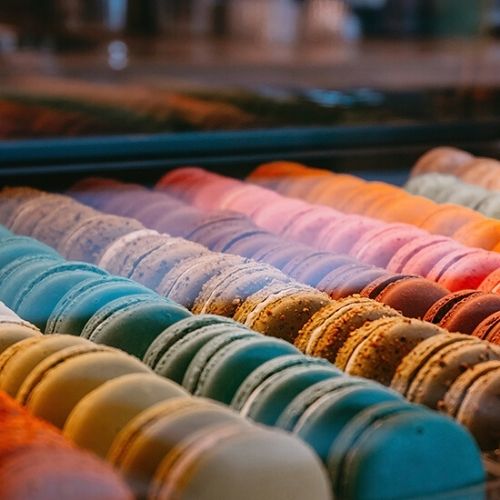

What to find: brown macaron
left=295, top=296, right=400, bottom=363
left=335, top=316, right=444, bottom=385
left=234, top=283, right=331, bottom=344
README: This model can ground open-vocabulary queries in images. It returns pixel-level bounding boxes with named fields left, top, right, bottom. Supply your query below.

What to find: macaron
left=12, top=261, right=108, bottom=331
left=0, top=186, right=46, bottom=223
left=108, top=397, right=248, bottom=497
left=31, top=203, right=98, bottom=249
left=442, top=360, right=500, bottom=450
left=129, top=238, right=209, bottom=291
left=374, top=195, right=438, bottom=226
left=155, top=324, right=255, bottom=385
left=473, top=311, right=500, bottom=345
left=478, top=267, right=500, bottom=293
left=0, top=254, right=63, bottom=308
left=368, top=275, right=449, bottom=319
left=231, top=354, right=338, bottom=412
left=426, top=291, right=500, bottom=335
left=328, top=401, right=484, bottom=500
left=0, top=322, right=41, bottom=355
left=18, top=344, right=151, bottom=428
left=58, top=214, right=145, bottom=263
left=276, top=376, right=373, bottom=432
left=316, top=264, right=389, bottom=300
left=97, top=228, right=164, bottom=274
left=151, top=424, right=332, bottom=500
left=453, top=219, right=500, bottom=251
left=80, top=295, right=191, bottom=359
left=157, top=253, right=244, bottom=309
left=223, top=232, right=282, bottom=259
left=151, top=205, right=205, bottom=237
left=64, top=373, right=187, bottom=458
left=335, top=316, right=444, bottom=385
left=193, top=335, right=300, bottom=404
left=427, top=248, right=500, bottom=291
left=252, top=199, right=313, bottom=234
left=0, top=434, right=133, bottom=500
left=395, top=334, right=500, bottom=409
left=255, top=244, right=317, bottom=271
left=295, top=296, right=400, bottom=362
left=192, top=262, right=289, bottom=317
left=181, top=328, right=259, bottom=393
left=293, top=383, right=402, bottom=463
left=0, top=236, right=60, bottom=269
left=45, top=275, right=154, bottom=335
left=143, top=314, right=238, bottom=369
left=418, top=203, right=482, bottom=236
left=282, top=252, right=356, bottom=288
left=0, top=334, right=92, bottom=397
left=7, top=194, right=74, bottom=236
left=235, top=356, right=341, bottom=426
left=234, top=282, right=331, bottom=343
left=411, top=146, right=474, bottom=177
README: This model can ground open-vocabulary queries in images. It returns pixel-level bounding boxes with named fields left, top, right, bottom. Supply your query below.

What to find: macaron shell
left=439, top=293, right=500, bottom=335
left=0, top=334, right=92, bottom=397
left=59, top=215, right=144, bottom=263
left=19, top=346, right=150, bottom=428
left=12, top=262, right=107, bottom=330
left=294, top=385, right=401, bottom=463
left=406, top=339, right=500, bottom=409
left=0, top=322, right=41, bottom=355
left=195, top=337, right=299, bottom=404
left=373, top=276, right=448, bottom=319
left=87, top=299, right=191, bottom=359
left=143, top=314, right=237, bottom=369
left=64, top=373, right=187, bottom=458
left=242, top=365, right=341, bottom=427
left=152, top=425, right=332, bottom=500
left=423, top=289, right=479, bottom=325
left=340, top=317, right=444, bottom=385
left=45, top=277, right=154, bottom=335
left=0, top=236, right=60, bottom=269
left=453, top=362, right=500, bottom=450
left=390, top=333, right=473, bottom=396
left=411, top=147, right=473, bottom=176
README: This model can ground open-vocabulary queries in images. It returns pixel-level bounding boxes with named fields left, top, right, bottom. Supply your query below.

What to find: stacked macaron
left=0, top=389, right=132, bottom=499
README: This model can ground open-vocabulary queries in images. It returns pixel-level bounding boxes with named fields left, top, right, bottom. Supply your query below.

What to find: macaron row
left=0, top=327, right=331, bottom=500
left=67, top=175, right=500, bottom=338
left=150, top=166, right=500, bottom=292
left=4, top=187, right=499, bottom=454
left=0, top=238, right=484, bottom=498
left=246, top=159, right=500, bottom=253
left=411, top=146, right=500, bottom=191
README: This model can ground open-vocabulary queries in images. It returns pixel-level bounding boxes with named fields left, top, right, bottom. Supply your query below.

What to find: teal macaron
left=277, top=377, right=374, bottom=433
left=143, top=314, right=237, bottom=369
left=235, top=358, right=342, bottom=427
left=0, top=225, right=12, bottom=238
left=0, top=254, right=62, bottom=307
left=193, top=336, right=300, bottom=405
left=0, top=236, right=60, bottom=269
left=328, top=401, right=485, bottom=500
left=154, top=324, right=255, bottom=385
left=231, top=354, right=335, bottom=412
left=12, top=261, right=107, bottom=330
left=81, top=294, right=191, bottom=359
left=182, top=329, right=260, bottom=394
left=293, top=384, right=402, bottom=463
left=45, top=276, right=155, bottom=335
